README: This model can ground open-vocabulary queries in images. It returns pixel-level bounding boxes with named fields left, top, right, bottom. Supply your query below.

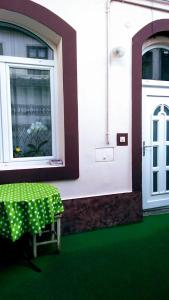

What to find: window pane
left=153, top=120, right=158, bottom=142
left=153, top=146, right=158, bottom=167
left=10, top=67, right=53, bottom=158
left=161, top=49, right=169, bottom=81
left=153, top=172, right=158, bottom=192
left=142, top=48, right=169, bottom=81
left=142, top=50, right=153, bottom=79
left=0, top=22, right=53, bottom=59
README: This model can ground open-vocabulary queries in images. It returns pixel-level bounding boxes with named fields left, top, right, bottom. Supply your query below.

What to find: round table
left=0, top=182, right=64, bottom=242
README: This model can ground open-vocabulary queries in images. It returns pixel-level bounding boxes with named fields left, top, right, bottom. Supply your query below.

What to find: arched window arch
left=0, top=21, right=54, bottom=59
left=0, top=1, right=79, bottom=183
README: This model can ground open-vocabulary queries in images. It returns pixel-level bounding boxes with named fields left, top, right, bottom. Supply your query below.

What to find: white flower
left=27, top=121, right=48, bottom=134
left=27, top=128, right=31, bottom=134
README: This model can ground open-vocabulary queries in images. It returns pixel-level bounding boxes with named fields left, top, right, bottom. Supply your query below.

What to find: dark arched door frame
left=0, top=0, right=79, bottom=183
left=132, top=19, right=169, bottom=192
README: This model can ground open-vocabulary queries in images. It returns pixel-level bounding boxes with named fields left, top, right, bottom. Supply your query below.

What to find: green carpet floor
left=1, top=214, right=169, bottom=300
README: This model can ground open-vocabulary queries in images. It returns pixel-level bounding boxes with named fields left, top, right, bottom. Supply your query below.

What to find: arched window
left=142, top=46, right=169, bottom=81
left=0, top=0, right=78, bottom=184
left=0, top=22, right=61, bottom=168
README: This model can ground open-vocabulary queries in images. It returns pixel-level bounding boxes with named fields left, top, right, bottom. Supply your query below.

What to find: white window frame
left=0, top=55, right=60, bottom=169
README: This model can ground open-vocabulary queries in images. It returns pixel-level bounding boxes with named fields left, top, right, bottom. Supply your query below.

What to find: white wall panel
left=32, top=0, right=169, bottom=199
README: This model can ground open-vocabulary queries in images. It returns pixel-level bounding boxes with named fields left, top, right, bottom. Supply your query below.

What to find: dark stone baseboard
left=62, top=191, right=142, bottom=235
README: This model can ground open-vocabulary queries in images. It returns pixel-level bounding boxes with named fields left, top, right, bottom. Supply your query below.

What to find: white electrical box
left=95, top=147, right=114, bottom=162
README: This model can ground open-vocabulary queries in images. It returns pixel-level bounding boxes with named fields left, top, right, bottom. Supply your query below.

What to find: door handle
left=143, top=141, right=152, bottom=156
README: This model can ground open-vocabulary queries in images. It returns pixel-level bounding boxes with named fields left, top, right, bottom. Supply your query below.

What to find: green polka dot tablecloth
left=0, top=182, right=64, bottom=241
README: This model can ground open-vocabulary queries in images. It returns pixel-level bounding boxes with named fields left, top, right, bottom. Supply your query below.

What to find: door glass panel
left=164, top=105, right=169, bottom=116
left=153, top=171, right=158, bottom=192
left=10, top=67, right=52, bottom=158
left=166, top=121, right=169, bottom=141
left=166, top=146, right=169, bottom=166
left=153, top=105, right=161, bottom=116
left=153, top=146, right=158, bottom=167
left=153, top=120, right=158, bottom=141
left=166, top=171, right=169, bottom=190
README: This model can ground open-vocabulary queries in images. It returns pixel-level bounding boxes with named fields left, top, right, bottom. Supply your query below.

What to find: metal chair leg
left=56, top=216, right=61, bottom=252
left=33, top=234, right=37, bottom=258
left=32, top=214, right=62, bottom=258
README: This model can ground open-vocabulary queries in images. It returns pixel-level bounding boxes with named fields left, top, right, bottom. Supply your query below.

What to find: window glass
left=142, top=47, right=169, bottom=81
left=153, top=105, right=161, bottom=116
left=164, top=105, right=169, bottom=116
left=0, top=22, right=58, bottom=167
left=166, top=146, right=169, bottom=166
left=153, top=171, right=158, bottom=192
left=10, top=67, right=53, bottom=158
left=161, top=49, right=169, bottom=81
left=153, top=146, right=158, bottom=167
left=0, top=22, right=53, bottom=59
left=142, top=50, right=153, bottom=79
left=153, top=120, right=158, bottom=142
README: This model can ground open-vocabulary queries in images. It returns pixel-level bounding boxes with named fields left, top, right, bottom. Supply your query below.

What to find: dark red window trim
left=132, top=19, right=169, bottom=192
left=0, top=0, right=79, bottom=183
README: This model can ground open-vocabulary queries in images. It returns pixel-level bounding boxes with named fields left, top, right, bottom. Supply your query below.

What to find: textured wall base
left=62, top=192, right=142, bottom=235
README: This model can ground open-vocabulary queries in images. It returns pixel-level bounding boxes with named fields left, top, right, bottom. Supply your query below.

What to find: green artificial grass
left=1, top=214, right=169, bottom=300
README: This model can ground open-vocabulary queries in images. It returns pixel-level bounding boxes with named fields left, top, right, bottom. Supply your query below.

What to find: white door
left=142, top=80, right=169, bottom=209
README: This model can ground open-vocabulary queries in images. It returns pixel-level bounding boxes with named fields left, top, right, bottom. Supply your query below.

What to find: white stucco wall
left=32, top=0, right=169, bottom=200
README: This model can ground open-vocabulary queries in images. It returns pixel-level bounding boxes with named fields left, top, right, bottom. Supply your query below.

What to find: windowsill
left=0, top=160, right=64, bottom=171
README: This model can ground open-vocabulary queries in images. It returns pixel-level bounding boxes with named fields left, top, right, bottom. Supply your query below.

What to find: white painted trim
left=0, top=161, right=64, bottom=171
left=0, top=62, right=11, bottom=163
left=0, top=55, right=55, bottom=66
left=142, top=79, right=169, bottom=87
